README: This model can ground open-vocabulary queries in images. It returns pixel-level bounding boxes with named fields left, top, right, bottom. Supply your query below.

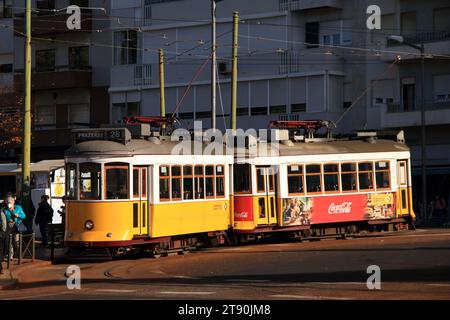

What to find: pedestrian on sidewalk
left=2, top=193, right=26, bottom=260
left=35, top=195, right=53, bottom=247
left=0, top=210, right=7, bottom=274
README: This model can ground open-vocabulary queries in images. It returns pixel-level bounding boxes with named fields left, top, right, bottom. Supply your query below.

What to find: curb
left=0, top=260, right=51, bottom=291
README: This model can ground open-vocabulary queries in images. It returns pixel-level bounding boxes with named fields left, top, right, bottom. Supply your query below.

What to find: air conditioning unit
left=218, top=62, right=232, bottom=75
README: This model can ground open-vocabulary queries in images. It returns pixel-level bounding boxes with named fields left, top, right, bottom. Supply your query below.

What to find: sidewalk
left=0, top=245, right=67, bottom=290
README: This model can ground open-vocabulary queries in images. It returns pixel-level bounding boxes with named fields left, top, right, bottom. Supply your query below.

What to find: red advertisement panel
left=281, top=193, right=396, bottom=226
left=234, top=196, right=254, bottom=222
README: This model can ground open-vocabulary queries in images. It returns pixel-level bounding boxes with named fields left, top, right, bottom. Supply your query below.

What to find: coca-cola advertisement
left=281, top=193, right=396, bottom=226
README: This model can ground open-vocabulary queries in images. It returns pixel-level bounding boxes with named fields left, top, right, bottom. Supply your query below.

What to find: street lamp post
left=388, top=35, right=427, bottom=226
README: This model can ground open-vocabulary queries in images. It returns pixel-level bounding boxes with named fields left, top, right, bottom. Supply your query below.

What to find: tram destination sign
left=73, top=128, right=131, bottom=145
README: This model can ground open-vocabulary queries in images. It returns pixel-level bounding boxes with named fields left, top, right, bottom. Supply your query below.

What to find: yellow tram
left=64, top=125, right=233, bottom=256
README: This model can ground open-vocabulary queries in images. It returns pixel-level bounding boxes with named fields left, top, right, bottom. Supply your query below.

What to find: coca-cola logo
left=328, top=202, right=352, bottom=215
left=235, top=212, right=249, bottom=219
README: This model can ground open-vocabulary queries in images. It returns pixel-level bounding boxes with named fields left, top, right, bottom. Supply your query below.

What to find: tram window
left=66, top=163, right=78, bottom=200
left=133, top=168, right=139, bottom=198
left=171, top=166, right=182, bottom=200
left=306, top=165, right=322, bottom=194
left=159, top=166, right=170, bottom=201
left=183, top=165, right=194, bottom=200
left=141, top=168, right=147, bottom=198
left=268, top=168, right=275, bottom=192
left=324, top=164, right=339, bottom=193
left=288, top=165, right=304, bottom=195
left=194, top=165, right=205, bottom=199
left=234, top=164, right=251, bottom=194
left=257, top=169, right=266, bottom=193
left=79, top=163, right=101, bottom=200
left=216, top=165, right=225, bottom=197
left=105, top=164, right=129, bottom=200
left=358, top=162, right=374, bottom=191
left=376, top=162, right=391, bottom=189
left=205, top=165, right=215, bottom=198
left=341, top=163, right=357, bottom=192
left=258, top=198, right=266, bottom=218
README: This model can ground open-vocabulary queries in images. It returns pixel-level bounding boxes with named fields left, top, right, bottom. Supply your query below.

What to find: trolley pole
left=211, top=0, right=217, bottom=129
left=230, top=11, right=239, bottom=133
left=22, top=0, right=32, bottom=218
left=159, top=48, right=166, bottom=132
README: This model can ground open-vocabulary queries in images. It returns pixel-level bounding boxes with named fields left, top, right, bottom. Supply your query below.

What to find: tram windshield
left=105, top=164, right=129, bottom=200
left=79, top=163, right=101, bottom=200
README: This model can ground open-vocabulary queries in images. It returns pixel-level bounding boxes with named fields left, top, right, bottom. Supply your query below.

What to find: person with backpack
left=35, top=195, right=54, bottom=246
left=2, top=194, right=26, bottom=260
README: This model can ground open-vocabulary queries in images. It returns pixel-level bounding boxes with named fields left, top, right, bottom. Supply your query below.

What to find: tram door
left=397, top=161, right=410, bottom=216
left=132, top=167, right=148, bottom=236
left=255, top=167, right=278, bottom=226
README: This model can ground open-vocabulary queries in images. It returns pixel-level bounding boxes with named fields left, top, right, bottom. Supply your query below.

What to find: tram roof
left=235, top=139, right=410, bottom=158
left=65, top=139, right=232, bottom=157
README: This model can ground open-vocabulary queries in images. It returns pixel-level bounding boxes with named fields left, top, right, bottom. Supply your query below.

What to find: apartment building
left=6, top=0, right=112, bottom=161
left=109, top=0, right=450, bottom=205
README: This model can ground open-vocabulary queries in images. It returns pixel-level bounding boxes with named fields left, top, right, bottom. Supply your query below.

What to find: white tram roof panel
left=66, top=139, right=232, bottom=157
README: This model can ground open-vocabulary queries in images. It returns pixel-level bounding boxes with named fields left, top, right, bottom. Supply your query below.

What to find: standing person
left=0, top=209, right=7, bottom=274
left=1, top=194, right=26, bottom=260
left=433, top=195, right=446, bottom=227
left=35, top=195, right=53, bottom=246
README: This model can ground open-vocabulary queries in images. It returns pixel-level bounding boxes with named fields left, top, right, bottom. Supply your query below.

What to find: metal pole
left=211, top=0, right=217, bottom=129
left=159, top=49, right=166, bottom=134
left=22, top=0, right=32, bottom=220
left=7, top=234, right=12, bottom=270
left=420, top=44, right=427, bottom=227
left=230, top=11, right=239, bottom=132
left=50, top=224, right=55, bottom=262
left=18, top=233, right=22, bottom=265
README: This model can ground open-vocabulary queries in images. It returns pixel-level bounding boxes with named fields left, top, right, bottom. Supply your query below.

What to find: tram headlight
left=85, top=220, right=94, bottom=231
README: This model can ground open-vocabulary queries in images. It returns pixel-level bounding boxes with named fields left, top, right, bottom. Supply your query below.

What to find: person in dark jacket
left=35, top=195, right=53, bottom=246
left=0, top=210, right=7, bottom=274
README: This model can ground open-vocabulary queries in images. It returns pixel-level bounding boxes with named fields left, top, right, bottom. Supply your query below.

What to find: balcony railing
left=279, top=50, right=301, bottom=74
left=279, top=0, right=343, bottom=11
left=134, top=64, right=152, bottom=86
left=386, top=102, right=450, bottom=113
left=387, top=30, right=450, bottom=46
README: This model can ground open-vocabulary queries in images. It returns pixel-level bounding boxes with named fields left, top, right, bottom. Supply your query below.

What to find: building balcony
left=31, top=128, right=73, bottom=147
left=15, top=66, right=92, bottom=91
left=110, top=64, right=152, bottom=88
left=14, top=12, right=92, bottom=36
left=380, top=102, right=450, bottom=128
left=279, top=0, right=343, bottom=11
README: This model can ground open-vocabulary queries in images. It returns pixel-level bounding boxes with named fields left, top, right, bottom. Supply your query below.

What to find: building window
left=34, top=105, right=56, bottom=129
left=305, top=164, right=322, bottom=194
left=305, top=22, right=319, bottom=48
left=401, top=11, right=416, bottom=35
left=36, top=49, right=56, bottom=72
left=69, top=46, right=89, bottom=70
left=288, top=165, right=304, bottom=195
left=112, top=102, right=140, bottom=124
left=133, top=168, right=140, bottom=198
left=114, top=30, right=139, bottom=65
left=256, top=168, right=265, bottom=193
left=375, top=161, right=391, bottom=190
left=270, top=105, right=287, bottom=114
left=237, top=107, right=249, bottom=116
left=341, top=163, right=357, bottom=192
left=323, top=34, right=340, bottom=46
left=233, top=164, right=251, bottom=193
left=0, top=64, right=13, bottom=73
left=251, top=107, right=268, bottom=116
left=36, top=0, right=55, bottom=11
left=0, top=0, right=13, bottom=18
left=343, top=101, right=352, bottom=109
left=358, top=162, right=374, bottom=191
left=324, top=164, right=339, bottom=193
left=105, top=164, right=129, bottom=200
left=79, top=163, right=101, bottom=200
left=291, top=103, right=306, bottom=113
left=68, top=104, right=90, bottom=128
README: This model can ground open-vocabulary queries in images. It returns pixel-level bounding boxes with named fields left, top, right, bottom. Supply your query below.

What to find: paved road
left=1, top=229, right=450, bottom=300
